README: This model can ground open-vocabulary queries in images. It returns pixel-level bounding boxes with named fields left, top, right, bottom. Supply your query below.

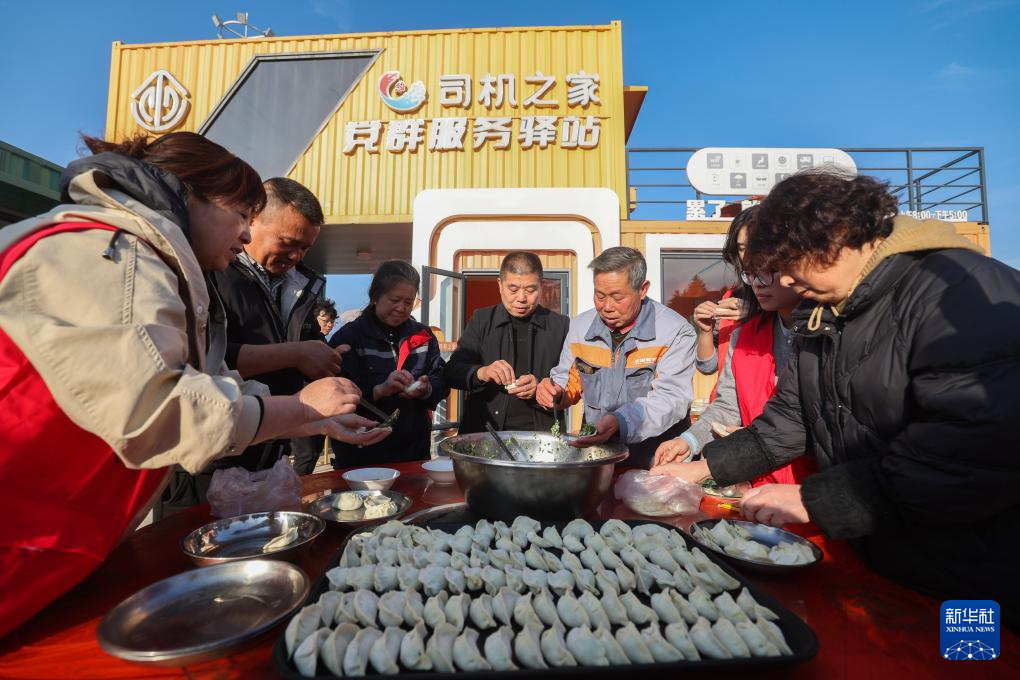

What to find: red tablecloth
left=0, top=461, right=1016, bottom=678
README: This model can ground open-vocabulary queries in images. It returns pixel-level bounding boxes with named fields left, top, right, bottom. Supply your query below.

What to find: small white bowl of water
left=421, top=458, right=456, bottom=485
left=341, top=467, right=400, bottom=491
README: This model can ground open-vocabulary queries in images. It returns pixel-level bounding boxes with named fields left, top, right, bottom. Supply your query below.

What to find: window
left=660, top=251, right=737, bottom=323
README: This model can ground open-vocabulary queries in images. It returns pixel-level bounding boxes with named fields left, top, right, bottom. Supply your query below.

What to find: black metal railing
left=626, top=147, right=988, bottom=223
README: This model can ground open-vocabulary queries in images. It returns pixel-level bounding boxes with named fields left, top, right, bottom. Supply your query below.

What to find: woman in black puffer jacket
left=654, top=171, right=1020, bottom=628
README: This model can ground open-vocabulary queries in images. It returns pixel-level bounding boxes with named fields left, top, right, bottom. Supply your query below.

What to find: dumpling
left=336, top=592, right=358, bottom=625
left=595, top=568, right=620, bottom=596
left=633, top=536, right=661, bottom=559
left=563, top=518, right=595, bottom=540
left=320, top=623, right=359, bottom=676
left=428, top=551, right=453, bottom=568
left=316, top=591, right=342, bottom=627
left=598, top=519, right=633, bottom=551
left=583, top=531, right=609, bottom=553
left=547, top=569, right=576, bottom=597
left=469, top=593, right=498, bottom=630
left=736, top=587, right=779, bottom=622
left=444, top=566, right=467, bottom=594
left=645, top=562, right=677, bottom=589
left=634, top=563, right=657, bottom=595
left=453, top=628, right=492, bottom=672
left=483, top=626, right=519, bottom=671
left=503, top=566, right=525, bottom=593
left=572, top=567, right=599, bottom=594
left=378, top=590, right=407, bottom=627
left=375, top=546, right=398, bottom=566
left=713, top=618, right=752, bottom=658
left=368, top=627, right=405, bottom=675
left=619, top=545, right=648, bottom=570
left=689, top=616, right=731, bottom=659
left=598, top=547, right=625, bottom=570
left=423, top=591, right=448, bottom=628
left=402, top=588, right=425, bottom=626
left=579, top=590, right=611, bottom=629
left=650, top=591, right=684, bottom=624
left=559, top=550, right=584, bottom=572
left=293, top=627, right=330, bottom=677
left=374, top=519, right=405, bottom=538
left=734, top=619, right=781, bottom=657
left=619, top=590, right=659, bottom=625
left=641, top=623, right=684, bottom=662
left=480, top=565, right=507, bottom=594
left=714, top=591, right=750, bottom=623
left=689, top=585, right=720, bottom=622
left=470, top=547, right=491, bottom=568
left=374, top=564, right=398, bottom=592
left=530, top=587, right=561, bottom=627
left=687, top=565, right=724, bottom=595
left=492, top=586, right=520, bottom=626
left=489, top=548, right=513, bottom=569
left=667, top=588, right=700, bottom=625
left=593, top=626, right=631, bottom=665
left=648, top=545, right=682, bottom=572
left=556, top=590, right=592, bottom=628
left=540, top=623, right=578, bottom=667
left=514, top=622, right=548, bottom=670
left=451, top=525, right=474, bottom=554
left=563, top=533, right=586, bottom=553
left=511, top=516, right=541, bottom=546
left=664, top=621, right=701, bottom=660
left=444, top=593, right=470, bottom=632
left=757, top=617, right=793, bottom=655
left=338, top=544, right=361, bottom=568
left=599, top=587, right=630, bottom=626
left=419, top=564, right=446, bottom=596
left=614, top=564, right=637, bottom=591
left=692, top=547, right=741, bottom=591
left=615, top=622, right=655, bottom=664
left=632, top=523, right=670, bottom=542
left=425, top=622, right=458, bottom=673
left=326, top=566, right=351, bottom=592
left=353, top=589, right=379, bottom=627
left=347, top=565, right=376, bottom=591
left=522, top=567, right=548, bottom=592
left=449, top=550, right=470, bottom=571
left=671, top=566, right=695, bottom=594
left=399, top=622, right=434, bottom=671
left=541, top=548, right=564, bottom=572
left=285, top=605, right=323, bottom=658
left=463, top=567, right=484, bottom=593
left=343, top=627, right=383, bottom=677
left=542, top=525, right=564, bottom=549
left=566, top=625, right=610, bottom=667
left=512, top=591, right=543, bottom=628
left=526, top=530, right=552, bottom=549
left=335, top=491, right=363, bottom=511
left=397, top=565, right=420, bottom=591
left=472, top=519, right=496, bottom=548
left=580, top=547, right=605, bottom=572
left=525, top=544, right=552, bottom=571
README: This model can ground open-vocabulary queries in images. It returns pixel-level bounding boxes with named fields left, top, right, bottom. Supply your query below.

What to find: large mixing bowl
left=439, top=432, right=628, bottom=520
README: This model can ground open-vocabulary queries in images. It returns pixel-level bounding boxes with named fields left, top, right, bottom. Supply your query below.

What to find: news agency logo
left=941, top=600, right=999, bottom=660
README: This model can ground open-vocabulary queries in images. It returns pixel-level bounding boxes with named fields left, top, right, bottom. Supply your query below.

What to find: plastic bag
left=613, top=469, right=704, bottom=517
left=207, top=458, right=303, bottom=518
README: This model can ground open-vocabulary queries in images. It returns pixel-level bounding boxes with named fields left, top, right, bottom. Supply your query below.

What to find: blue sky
left=2, top=0, right=1017, bottom=312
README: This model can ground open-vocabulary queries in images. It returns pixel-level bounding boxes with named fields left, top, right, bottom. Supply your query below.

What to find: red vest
left=729, top=312, right=816, bottom=486
left=0, top=222, right=167, bottom=637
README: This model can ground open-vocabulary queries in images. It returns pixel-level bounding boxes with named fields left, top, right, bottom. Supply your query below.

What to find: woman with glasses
left=328, top=260, right=449, bottom=466
left=651, top=215, right=813, bottom=486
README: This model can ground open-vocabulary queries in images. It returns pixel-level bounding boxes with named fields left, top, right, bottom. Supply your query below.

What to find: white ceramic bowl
left=341, top=467, right=400, bottom=491
left=421, top=457, right=456, bottom=485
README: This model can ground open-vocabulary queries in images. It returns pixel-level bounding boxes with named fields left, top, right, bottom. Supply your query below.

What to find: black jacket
left=207, top=259, right=325, bottom=470
left=444, top=305, right=570, bottom=434
left=704, top=246, right=1020, bottom=623
left=329, top=309, right=448, bottom=465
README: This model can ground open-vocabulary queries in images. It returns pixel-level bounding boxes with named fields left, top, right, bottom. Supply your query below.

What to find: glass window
left=661, top=251, right=737, bottom=323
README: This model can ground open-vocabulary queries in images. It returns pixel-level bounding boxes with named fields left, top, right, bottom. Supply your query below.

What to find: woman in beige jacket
left=0, top=132, right=388, bottom=637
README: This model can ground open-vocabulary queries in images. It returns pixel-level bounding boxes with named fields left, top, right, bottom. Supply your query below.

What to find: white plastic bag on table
left=207, top=458, right=303, bottom=518
left=613, top=469, right=704, bottom=517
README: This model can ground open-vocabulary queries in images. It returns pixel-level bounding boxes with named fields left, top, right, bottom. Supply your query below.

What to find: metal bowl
left=304, top=489, right=412, bottom=526
left=439, top=431, right=628, bottom=521
left=688, top=518, right=823, bottom=574
left=181, top=511, right=325, bottom=567
left=97, top=559, right=309, bottom=666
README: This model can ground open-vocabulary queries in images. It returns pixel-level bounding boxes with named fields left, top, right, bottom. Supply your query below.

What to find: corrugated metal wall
left=106, top=23, right=628, bottom=222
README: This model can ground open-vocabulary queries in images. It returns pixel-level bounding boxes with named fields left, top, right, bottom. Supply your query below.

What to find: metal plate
left=273, top=518, right=818, bottom=678
left=304, top=489, right=411, bottom=526
left=180, top=511, right=325, bottom=567
left=688, top=518, right=823, bottom=574
left=98, top=560, right=309, bottom=667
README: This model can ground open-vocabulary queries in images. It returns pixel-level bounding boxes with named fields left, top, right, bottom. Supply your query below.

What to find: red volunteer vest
left=0, top=222, right=167, bottom=637
left=729, top=313, right=816, bottom=486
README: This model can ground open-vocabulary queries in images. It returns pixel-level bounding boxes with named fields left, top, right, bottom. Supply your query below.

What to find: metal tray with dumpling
left=272, top=514, right=818, bottom=678
left=304, top=489, right=412, bottom=527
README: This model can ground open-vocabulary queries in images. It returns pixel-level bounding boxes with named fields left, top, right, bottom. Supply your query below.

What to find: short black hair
left=500, top=251, right=543, bottom=279
left=369, top=260, right=420, bottom=303
left=263, top=177, right=324, bottom=226
left=748, top=170, right=897, bottom=272
left=314, top=298, right=337, bottom=320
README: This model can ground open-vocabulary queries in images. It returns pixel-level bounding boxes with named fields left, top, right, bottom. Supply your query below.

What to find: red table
left=1, top=461, right=1016, bottom=678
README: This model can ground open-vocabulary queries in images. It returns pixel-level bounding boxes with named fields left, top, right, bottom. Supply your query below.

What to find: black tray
left=274, top=518, right=818, bottom=678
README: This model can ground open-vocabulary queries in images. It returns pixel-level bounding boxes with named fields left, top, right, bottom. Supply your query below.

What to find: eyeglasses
left=739, top=271, right=777, bottom=287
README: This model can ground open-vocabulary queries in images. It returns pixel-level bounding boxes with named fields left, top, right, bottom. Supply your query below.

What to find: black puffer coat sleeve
left=801, top=260, right=1020, bottom=539
left=703, top=345, right=808, bottom=484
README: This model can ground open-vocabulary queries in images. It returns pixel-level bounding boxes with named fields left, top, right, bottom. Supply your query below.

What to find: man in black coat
left=652, top=171, right=1020, bottom=627
left=444, top=252, right=570, bottom=433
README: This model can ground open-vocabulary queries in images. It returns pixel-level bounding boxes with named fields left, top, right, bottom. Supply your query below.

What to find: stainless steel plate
left=98, top=560, right=309, bottom=666
left=688, top=518, right=823, bottom=574
left=304, top=489, right=412, bottom=526
left=180, top=511, right=325, bottom=567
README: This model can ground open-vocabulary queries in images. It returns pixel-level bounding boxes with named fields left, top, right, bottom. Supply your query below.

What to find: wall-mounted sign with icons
left=687, top=147, right=857, bottom=196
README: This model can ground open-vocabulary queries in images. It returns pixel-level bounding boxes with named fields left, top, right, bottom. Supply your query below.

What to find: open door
left=420, top=266, right=466, bottom=435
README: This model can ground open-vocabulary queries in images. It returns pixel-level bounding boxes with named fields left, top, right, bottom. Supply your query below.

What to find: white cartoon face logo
left=130, top=69, right=190, bottom=133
